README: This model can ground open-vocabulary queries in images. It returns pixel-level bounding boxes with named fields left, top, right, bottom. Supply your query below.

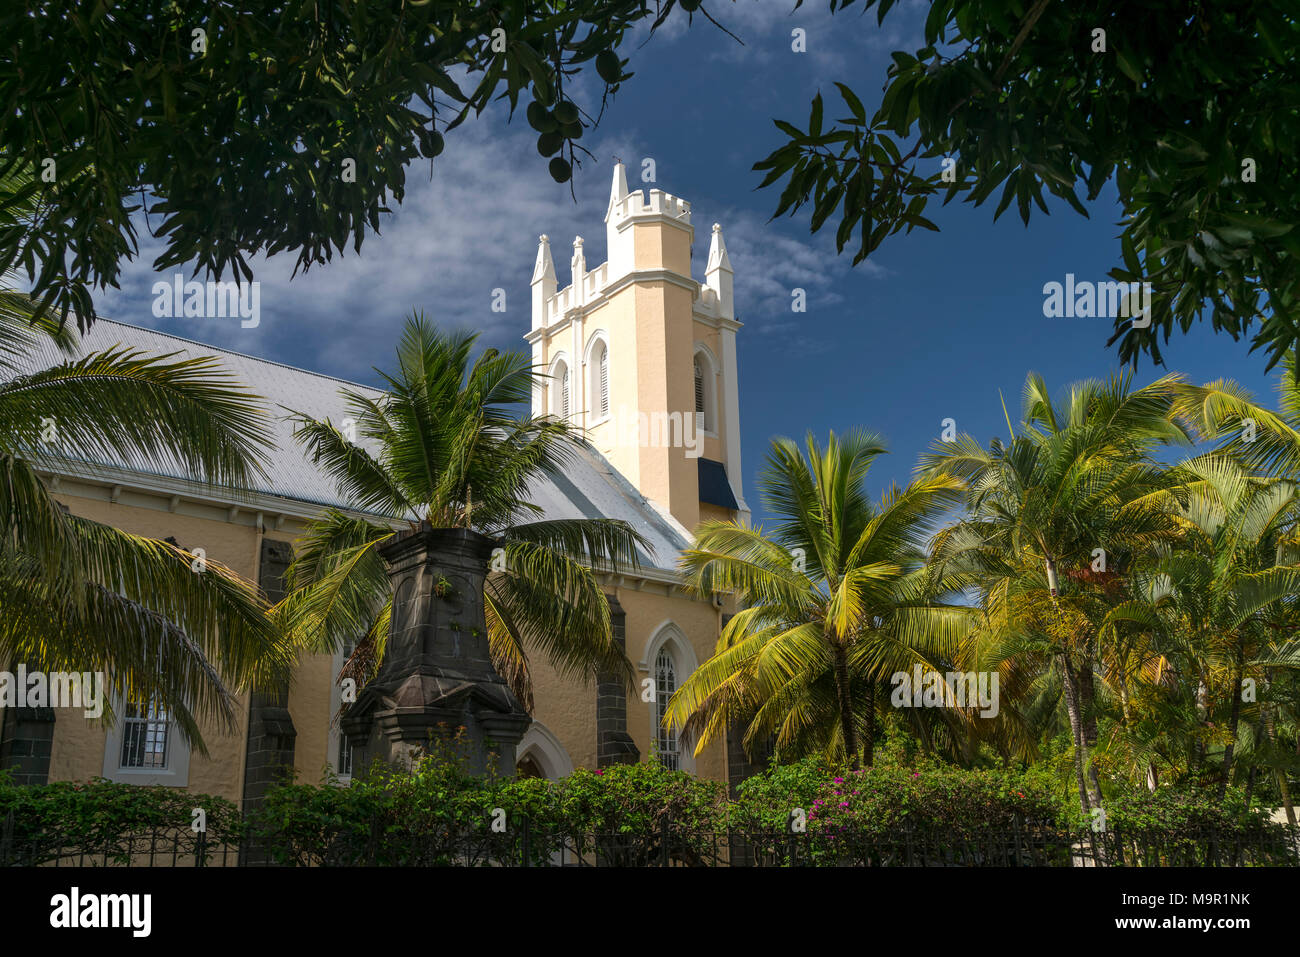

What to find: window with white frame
left=119, top=697, right=171, bottom=770
left=102, top=690, right=191, bottom=786
left=654, top=648, right=679, bottom=770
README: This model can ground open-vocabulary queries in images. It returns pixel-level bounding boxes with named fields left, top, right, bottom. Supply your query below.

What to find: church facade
left=0, top=164, right=758, bottom=809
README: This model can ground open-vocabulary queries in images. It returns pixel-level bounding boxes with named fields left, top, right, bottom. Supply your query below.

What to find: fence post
left=660, top=815, right=670, bottom=867
left=194, top=827, right=207, bottom=867
left=521, top=816, right=530, bottom=868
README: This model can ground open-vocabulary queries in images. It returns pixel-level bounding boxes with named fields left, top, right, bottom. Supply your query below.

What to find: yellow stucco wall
left=525, top=582, right=726, bottom=780
left=573, top=274, right=704, bottom=531
left=40, top=490, right=261, bottom=801
left=31, top=487, right=347, bottom=798
left=697, top=503, right=734, bottom=528
left=633, top=220, right=692, bottom=277
left=620, top=586, right=726, bottom=779
left=30, top=483, right=734, bottom=796
left=289, top=650, right=337, bottom=787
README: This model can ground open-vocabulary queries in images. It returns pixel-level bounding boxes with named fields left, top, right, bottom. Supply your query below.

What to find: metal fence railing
left=3, top=810, right=1297, bottom=867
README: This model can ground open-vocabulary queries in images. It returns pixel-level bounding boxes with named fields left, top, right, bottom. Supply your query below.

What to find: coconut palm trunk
left=1219, top=649, right=1246, bottom=801
left=862, top=680, right=876, bottom=767
left=1060, top=652, right=1093, bottom=813
left=1264, top=686, right=1297, bottom=825
left=830, top=640, right=860, bottom=771
left=1079, top=658, right=1105, bottom=807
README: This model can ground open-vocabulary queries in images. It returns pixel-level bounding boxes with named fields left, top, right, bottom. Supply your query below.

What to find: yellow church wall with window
left=8, top=162, right=751, bottom=804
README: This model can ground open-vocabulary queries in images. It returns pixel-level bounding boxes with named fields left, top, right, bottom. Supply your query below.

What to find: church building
left=0, top=163, right=758, bottom=809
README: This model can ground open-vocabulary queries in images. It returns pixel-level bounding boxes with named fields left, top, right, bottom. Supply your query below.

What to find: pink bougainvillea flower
left=834, top=777, right=844, bottom=784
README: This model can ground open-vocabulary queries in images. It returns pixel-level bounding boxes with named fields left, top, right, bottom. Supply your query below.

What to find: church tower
left=527, top=162, right=748, bottom=533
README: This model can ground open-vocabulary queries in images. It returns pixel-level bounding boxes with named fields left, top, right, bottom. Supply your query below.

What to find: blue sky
left=93, top=0, right=1282, bottom=525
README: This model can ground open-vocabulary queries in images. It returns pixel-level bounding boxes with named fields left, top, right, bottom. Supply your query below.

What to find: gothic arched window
left=589, top=338, right=610, bottom=421
left=654, top=647, right=680, bottom=770
left=551, top=359, right=571, bottom=420
left=693, top=351, right=715, bottom=432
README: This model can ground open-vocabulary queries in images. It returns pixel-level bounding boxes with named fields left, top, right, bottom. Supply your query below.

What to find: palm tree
left=277, top=315, right=647, bottom=711
left=1172, top=351, right=1300, bottom=478
left=923, top=372, right=1192, bottom=812
left=0, top=292, right=291, bottom=750
left=1167, top=362, right=1300, bottom=816
left=665, top=430, right=971, bottom=770
left=1140, top=455, right=1300, bottom=802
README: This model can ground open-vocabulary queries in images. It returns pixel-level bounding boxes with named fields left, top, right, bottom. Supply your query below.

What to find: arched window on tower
left=551, top=359, right=571, bottom=421
left=654, top=647, right=680, bottom=770
left=589, top=338, right=610, bottom=421
left=693, top=351, right=715, bottom=432
left=598, top=343, right=609, bottom=418
left=694, top=357, right=704, bottom=421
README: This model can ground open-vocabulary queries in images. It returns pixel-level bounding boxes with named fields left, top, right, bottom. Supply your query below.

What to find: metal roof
left=12, top=319, right=691, bottom=573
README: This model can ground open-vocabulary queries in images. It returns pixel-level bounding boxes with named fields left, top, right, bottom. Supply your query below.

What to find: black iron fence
left=3, top=810, right=1296, bottom=867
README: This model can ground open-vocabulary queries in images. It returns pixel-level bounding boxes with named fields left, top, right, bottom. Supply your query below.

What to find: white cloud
left=91, top=89, right=878, bottom=380
left=95, top=110, right=649, bottom=384
left=704, top=206, right=882, bottom=331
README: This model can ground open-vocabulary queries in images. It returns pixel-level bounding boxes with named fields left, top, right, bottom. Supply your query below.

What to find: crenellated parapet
left=606, top=187, right=693, bottom=226
left=532, top=162, right=727, bottom=332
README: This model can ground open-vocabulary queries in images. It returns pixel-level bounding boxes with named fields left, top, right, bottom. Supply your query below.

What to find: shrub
left=244, top=746, right=726, bottom=866
left=732, top=756, right=837, bottom=829
left=1097, top=785, right=1296, bottom=865
left=804, top=765, right=1069, bottom=837
left=0, top=772, right=241, bottom=865
left=1103, top=785, right=1277, bottom=834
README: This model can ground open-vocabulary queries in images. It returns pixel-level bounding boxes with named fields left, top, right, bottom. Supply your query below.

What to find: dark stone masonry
left=596, top=595, right=639, bottom=768
left=343, top=526, right=530, bottom=777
